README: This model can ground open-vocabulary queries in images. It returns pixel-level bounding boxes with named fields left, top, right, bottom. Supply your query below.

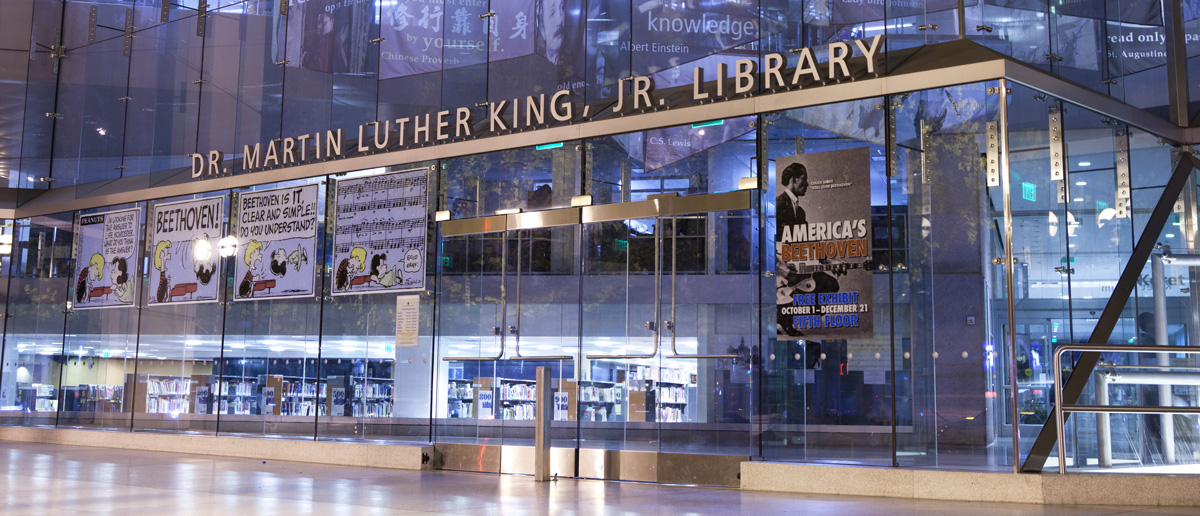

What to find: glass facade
left=0, top=0, right=1197, bottom=479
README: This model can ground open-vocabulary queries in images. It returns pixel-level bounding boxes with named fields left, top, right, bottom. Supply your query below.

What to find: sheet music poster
left=148, top=196, right=225, bottom=305
left=332, top=169, right=429, bottom=296
left=233, top=184, right=320, bottom=301
left=71, top=208, right=141, bottom=310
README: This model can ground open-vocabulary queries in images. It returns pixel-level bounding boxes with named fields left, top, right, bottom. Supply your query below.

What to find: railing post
left=1152, top=254, right=1177, bottom=464
left=534, top=366, right=551, bottom=481
left=1097, top=373, right=1112, bottom=468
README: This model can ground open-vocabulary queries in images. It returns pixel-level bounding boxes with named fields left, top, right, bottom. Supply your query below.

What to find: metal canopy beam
left=1020, top=153, right=1200, bottom=473
left=12, top=40, right=1196, bottom=218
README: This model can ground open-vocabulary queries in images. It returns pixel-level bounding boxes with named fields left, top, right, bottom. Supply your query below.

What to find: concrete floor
left=1, top=442, right=1197, bottom=516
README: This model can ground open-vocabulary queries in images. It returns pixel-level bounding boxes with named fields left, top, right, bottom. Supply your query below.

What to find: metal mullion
left=997, top=78, right=1021, bottom=473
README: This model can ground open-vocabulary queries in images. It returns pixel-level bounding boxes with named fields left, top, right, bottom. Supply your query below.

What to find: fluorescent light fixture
left=496, top=208, right=522, bottom=215
left=1075, top=181, right=1087, bottom=186
left=1077, top=161, right=1091, bottom=167
left=691, top=120, right=724, bottom=129
left=535, top=142, right=564, bottom=150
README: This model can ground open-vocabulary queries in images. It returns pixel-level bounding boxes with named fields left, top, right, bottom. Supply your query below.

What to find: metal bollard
left=534, top=366, right=551, bottom=481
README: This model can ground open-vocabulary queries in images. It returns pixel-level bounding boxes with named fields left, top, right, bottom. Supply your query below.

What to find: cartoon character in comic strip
left=369, top=253, right=399, bottom=288
left=335, top=247, right=366, bottom=291
left=154, top=241, right=173, bottom=304
left=76, top=253, right=105, bottom=304
left=269, top=243, right=309, bottom=278
left=193, top=233, right=217, bottom=286
left=239, top=240, right=264, bottom=298
left=109, top=257, right=133, bottom=304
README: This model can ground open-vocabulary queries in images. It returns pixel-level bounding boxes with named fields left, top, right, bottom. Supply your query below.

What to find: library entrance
left=434, top=190, right=759, bottom=485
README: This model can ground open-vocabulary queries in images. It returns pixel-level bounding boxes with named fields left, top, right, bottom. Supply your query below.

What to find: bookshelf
left=142, top=376, right=192, bottom=414
left=349, top=376, right=393, bottom=418
left=499, top=378, right=537, bottom=421
left=272, top=375, right=327, bottom=417
left=27, top=383, right=57, bottom=412
left=217, top=378, right=258, bottom=415
left=578, top=379, right=623, bottom=422
left=61, top=384, right=123, bottom=413
left=446, top=378, right=473, bottom=419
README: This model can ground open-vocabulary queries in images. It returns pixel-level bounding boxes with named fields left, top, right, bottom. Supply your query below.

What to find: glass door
left=435, top=216, right=506, bottom=445
left=658, top=204, right=757, bottom=456
left=580, top=191, right=756, bottom=459
left=580, top=214, right=662, bottom=452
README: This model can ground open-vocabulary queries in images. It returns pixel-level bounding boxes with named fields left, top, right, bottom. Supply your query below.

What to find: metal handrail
left=1053, top=343, right=1200, bottom=474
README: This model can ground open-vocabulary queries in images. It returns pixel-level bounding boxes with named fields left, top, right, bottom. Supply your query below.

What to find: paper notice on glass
left=395, top=295, right=420, bottom=348
left=863, top=370, right=886, bottom=385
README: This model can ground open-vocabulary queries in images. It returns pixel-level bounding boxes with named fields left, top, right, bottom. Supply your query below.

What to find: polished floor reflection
left=1, top=441, right=1198, bottom=516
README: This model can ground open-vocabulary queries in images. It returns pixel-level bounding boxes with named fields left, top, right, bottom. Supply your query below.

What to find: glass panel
left=0, top=214, right=73, bottom=427
left=761, top=98, right=893, bottom=464
left=58, top=205, right=143, bottom=431
left=317, top=163, right=437, bottom=443
left=506, top=225, right=577, bottom=446
left=217, top=179, right=325, bottom=438
left=441, top=141, right=581, bottom=217
left=658, top=207, right=756, bottom=456
left=1000, top=85, right=1070, bottom=465
left=51, top=2, right=129, bottom=186
left=435, top=229, right=503, bottom=443
left=121, top=14, right=203, bottom=179
left=579, top=216, right=660, bottom=451
left=132, top=192, right=227, bottom=434
left=198, top=4, right=284, bottom=178
left=587, top=118, right=755, bottom=206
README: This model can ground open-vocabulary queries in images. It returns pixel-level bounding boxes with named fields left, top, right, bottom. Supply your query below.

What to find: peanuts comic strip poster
left=332, top=169, right=428, bottom=296
left=233, top=185, right=319, bottom=301
left=72, top=208, right=140, bottom=310
left=147, top=197, right=225, bottom=305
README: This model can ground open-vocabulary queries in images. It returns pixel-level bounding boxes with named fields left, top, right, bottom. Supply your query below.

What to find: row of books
left=351, top=402, right=392, bottom=418
left=353, top=382, right=393, bottom=399
left=282, top=401, right=327, bottom=417
left=32, top=384, right=54, bottom=397
left=219, top=398, right=255, bottom=415
left=282, top=382, right=324, bottom=398
left=501, top=382, right=536, bottom=401
left=147, top=378, right=191, bottom=396
left=218, top=381, right=255, bottom=396
left=146, top=397, right=189, bottom=414
left=501, top=404, right=536, bottom=420
left=448, top=399, right=473, bottom=418
left=85, top=384, right=122, bottom=400
left=659, top=386, right=687, bottom=404
left=582, top=405, right=620, bottom=422
left=580, top=385, right=622, bottom=403
left=658, top=406, right=685, bottom=423
left=447, top=383, right=472, bottom=399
